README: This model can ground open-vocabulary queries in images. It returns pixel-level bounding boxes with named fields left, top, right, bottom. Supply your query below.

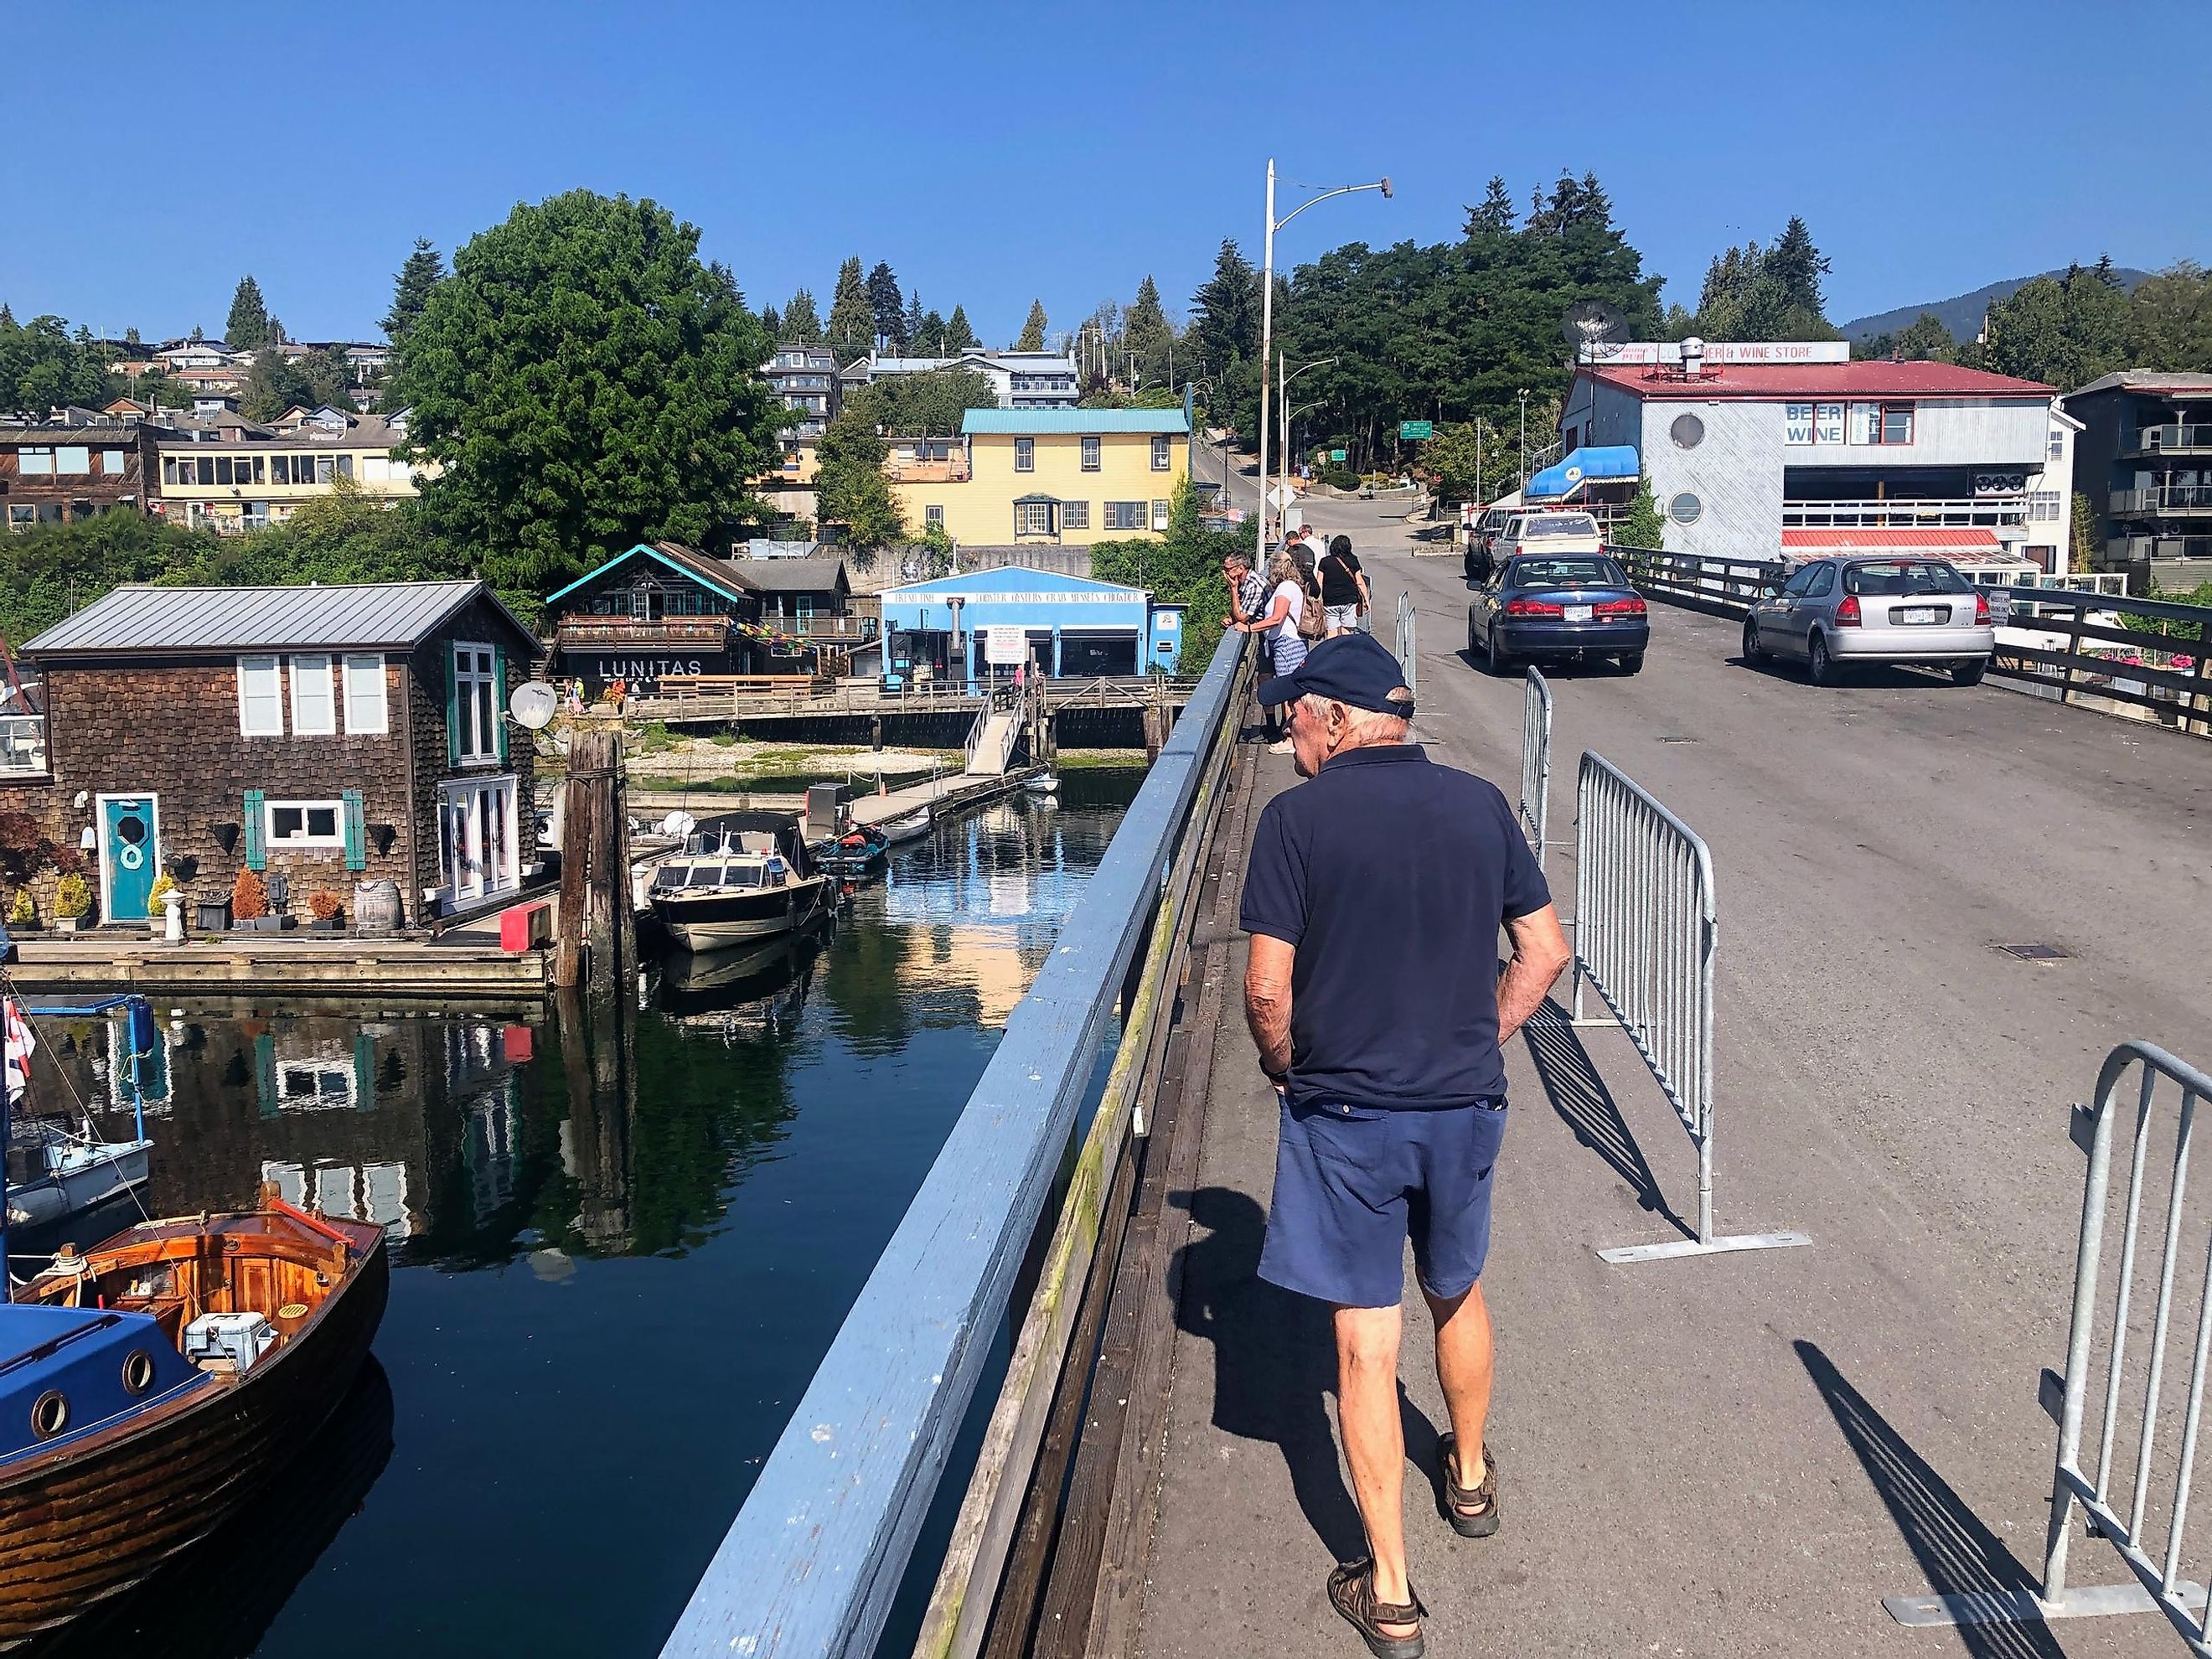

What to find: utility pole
left=1518, top=389, right=1529, bottom=497
left=1258, top=158, right=1276, bottom=565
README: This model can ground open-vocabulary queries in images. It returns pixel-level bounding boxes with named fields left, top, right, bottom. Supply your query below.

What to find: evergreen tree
left=945, top=304, right=981, bottom=351
left=1980, top=261, right=2132, bottom=390
left=1017, top=299, right=1048, bottom=352
left=781, top=287, right=823, bottom=342
left=1691, top=219, right=1837, bottom=341
left=826, top=258, right=873, bottom=365
left=1613, top=478, right=1666, bottom=550
left=396, top=189, right=783, bottom=597
left=912, top=310, right=949, bottom=355
left=902, top=292, right=925, bottom=351
left=225, top=276, right=269, bottom=349
left=1464, top=177, right=1517, bottom=236
left=1765, top=216, right=1830, bottom=318
left=866, top=262, right=906, bottom=349
left=380, top=238, right=446, bottom=345
left=1187, top=242, right=1259, bottom=369
left=1124, top=276, right=1175, bottom=390
left=189, top=325, right=204, bottom=343
left=2128, top=261, right=2212, bottom=372
left=0, top=313, right=115, bottom=413
left=760, top=304, right=780, bottom=341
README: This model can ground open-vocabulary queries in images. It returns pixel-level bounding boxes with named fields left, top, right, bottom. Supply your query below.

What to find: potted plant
left=53, top=872, right=91, bottom=934
left=5, top=887, right=36, bottom=931
left=232, top=866, right=272, bottom=932
left=306, top=890, right=344, bottom=932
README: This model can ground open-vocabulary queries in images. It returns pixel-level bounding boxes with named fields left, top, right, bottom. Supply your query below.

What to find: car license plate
left=1564, top=605, right=1593, bottom=623
left=1898, top=607, right=1941, bottom=624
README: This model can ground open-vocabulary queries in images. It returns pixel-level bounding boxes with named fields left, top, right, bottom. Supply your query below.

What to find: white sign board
left=985, top=625, right=1030, bottom=666
left=1783, top=402, right=1848, bottom=446
left=1583, top=339, right=1853, bottom=365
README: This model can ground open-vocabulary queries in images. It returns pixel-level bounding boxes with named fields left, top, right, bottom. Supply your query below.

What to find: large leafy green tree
left=242, top=344, right=352, bottom=420
left=0, top=314, right=114, bottom=412
left=1016, top=300, right=1047, bottom=352
left=841, top=368, right=997, bottom=436
left=1089, top=480, right=1238, bottom=638
left=1978, top=260, right=2132, bottom=389
left=826, top=257, right=872, bottom=365
left=226, top=276, right=270, bottom=349
left=395, top=189, right=782, bottom=599
left=813, top=409, right=904, bottom=550
left=2128, top=261, right=2212, bottom=372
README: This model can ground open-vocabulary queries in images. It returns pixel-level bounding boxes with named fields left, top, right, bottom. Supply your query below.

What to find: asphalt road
left=1138, top=497, right=2212, bottom=1656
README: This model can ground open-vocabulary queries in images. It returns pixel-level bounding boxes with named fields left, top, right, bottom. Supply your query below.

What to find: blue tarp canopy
left=1527, top=445, right=1640, bottom=502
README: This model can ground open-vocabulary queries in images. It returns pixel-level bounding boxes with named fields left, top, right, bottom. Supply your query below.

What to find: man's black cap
left=1257, top=631, right=1413, bottom=715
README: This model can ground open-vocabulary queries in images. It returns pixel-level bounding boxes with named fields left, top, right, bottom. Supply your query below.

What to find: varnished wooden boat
left=0, top=1193, right=387, bottom=1648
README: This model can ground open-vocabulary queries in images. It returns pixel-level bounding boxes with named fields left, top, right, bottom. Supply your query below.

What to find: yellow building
left=893, top=408, right=1188, bottom=548
left=152, top=410, right=430, bottom=533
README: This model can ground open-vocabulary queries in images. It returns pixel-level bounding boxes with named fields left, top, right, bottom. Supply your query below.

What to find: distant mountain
left=1840, top=267, right=2153, bottom=344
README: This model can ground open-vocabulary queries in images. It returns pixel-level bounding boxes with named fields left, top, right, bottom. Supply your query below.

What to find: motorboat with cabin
left=646, top=812, right=830, bottom=951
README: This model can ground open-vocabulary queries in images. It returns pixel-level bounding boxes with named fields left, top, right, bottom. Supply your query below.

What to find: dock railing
left=658, top=623, right=1252, bottom=1659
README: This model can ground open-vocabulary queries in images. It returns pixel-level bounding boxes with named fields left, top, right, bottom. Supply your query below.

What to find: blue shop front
left=876, top=567, right=1184, bottom=690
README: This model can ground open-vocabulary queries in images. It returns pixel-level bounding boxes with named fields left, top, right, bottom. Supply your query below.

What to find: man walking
left=1238, top=633, right=1571, bottom=1657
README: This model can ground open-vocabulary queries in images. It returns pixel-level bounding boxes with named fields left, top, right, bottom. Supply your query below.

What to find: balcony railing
left=886, top=459, right=971, bottom=483
left=2112, top=486, right=2212, bottom=516
left=553, top=617, right=734, bottom=648
left=2131, top=424, right=2212, bottom=456
left=1781, top=496, right=2031, bottom=530
left=758, top=614, right=880, bottom=640
left=0, top=715, right=49, bottom=776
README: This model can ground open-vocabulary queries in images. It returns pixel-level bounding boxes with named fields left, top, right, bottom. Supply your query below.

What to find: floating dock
left=3, top=933, right=547, bottom=999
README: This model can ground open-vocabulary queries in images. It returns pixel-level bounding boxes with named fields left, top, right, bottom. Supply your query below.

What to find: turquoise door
left=101, top=797, right=158, bottom=921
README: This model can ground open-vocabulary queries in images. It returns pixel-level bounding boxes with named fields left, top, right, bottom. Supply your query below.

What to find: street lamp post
left=1258, top=159, right=1390, bottom=564
left=1278, top=354, right=1336, bottom=540
left=1517, top=388, right=1530, bottom=497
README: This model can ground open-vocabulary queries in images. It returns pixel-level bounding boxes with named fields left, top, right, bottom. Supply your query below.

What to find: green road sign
left=1398, top=421, right=1434, bottom=441
left=1329, top=447, right=1346, bottom=462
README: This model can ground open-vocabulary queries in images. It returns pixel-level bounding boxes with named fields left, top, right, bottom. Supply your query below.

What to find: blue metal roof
left=1527, top=445, right=1641, bottom=502
left=961, top=409, right=1190, bottom=436
left=881, top=566, right=1146, bottom=600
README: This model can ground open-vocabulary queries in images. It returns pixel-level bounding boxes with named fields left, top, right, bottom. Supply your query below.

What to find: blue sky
left=11, top=1, right=2208, bottom=345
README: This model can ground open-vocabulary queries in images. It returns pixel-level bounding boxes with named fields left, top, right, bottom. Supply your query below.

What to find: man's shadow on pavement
left=1173, top=1186, right=1446, bottom=1565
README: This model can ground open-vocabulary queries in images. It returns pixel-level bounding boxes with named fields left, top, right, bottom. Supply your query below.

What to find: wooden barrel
left=352, top=880, right=401, bottom=932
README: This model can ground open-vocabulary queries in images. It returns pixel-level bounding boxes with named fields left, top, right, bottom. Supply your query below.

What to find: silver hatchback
left=1743, top=556, right=1994, bottom=686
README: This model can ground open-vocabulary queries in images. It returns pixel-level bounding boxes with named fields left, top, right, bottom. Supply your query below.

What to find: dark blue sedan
left=1466, top=554, right=1650, bottom=674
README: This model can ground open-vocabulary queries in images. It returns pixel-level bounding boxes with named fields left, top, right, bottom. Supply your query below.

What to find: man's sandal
left=1327, top=1558, right=1427, bottom=1659
left=1439, top=1433, right=1501, bottom=1538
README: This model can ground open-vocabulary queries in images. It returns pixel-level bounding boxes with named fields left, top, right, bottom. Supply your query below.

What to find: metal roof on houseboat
left=19, top=581, right=537, bottom=657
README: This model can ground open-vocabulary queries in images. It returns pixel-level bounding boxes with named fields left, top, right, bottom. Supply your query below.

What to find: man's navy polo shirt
left=1239, top=744, right=1551, bottom=1110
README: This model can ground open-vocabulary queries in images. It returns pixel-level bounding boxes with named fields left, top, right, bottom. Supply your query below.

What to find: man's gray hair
left=1300, top=685, right=1413, bottom=743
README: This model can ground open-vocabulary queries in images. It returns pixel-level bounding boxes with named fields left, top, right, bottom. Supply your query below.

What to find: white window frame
left=1015, top=437, right=1035, bottom=473
left=453, top=640, right=499, bottom=765
left=344, top=654, right=388, bottom=734
left=1152, top=499, right=1170, bottom=531
left=237, top=655, right=285, bottom=736
left=265, top=797, right=347, bottom=849
left=1151, top=436, right=1171, bottom=471
left=1082, top=436, right=1101, bottom=473
left=436, top=774, right=519, bottom=905
left=289, top=654, right=337, bottom=735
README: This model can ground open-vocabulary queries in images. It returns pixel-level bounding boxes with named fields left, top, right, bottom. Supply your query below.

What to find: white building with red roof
left=1558, top=341, right=2079, bottom=573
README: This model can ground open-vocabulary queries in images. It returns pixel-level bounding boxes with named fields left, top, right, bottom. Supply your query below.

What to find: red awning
left=1780, top=527, right=2004, bottom=554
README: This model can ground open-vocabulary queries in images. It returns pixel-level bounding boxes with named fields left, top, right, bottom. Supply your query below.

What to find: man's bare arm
left=1244, top=933, right=1296, bottom=1081
left=1497, top=904, right=1572, bottom=1046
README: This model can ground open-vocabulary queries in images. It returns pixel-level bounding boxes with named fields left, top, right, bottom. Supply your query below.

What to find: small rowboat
left=878, top=807, right=933, bottom=845
left=0, top=1192, right=388, bottom=1647
left=1025, top=773, right=1060, bottom=793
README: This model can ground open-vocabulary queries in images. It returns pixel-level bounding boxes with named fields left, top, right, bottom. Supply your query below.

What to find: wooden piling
left=553, top=726, right=630, bottom=991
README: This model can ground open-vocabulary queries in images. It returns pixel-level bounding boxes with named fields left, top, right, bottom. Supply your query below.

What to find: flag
left=3, top=996, right=31, bottom=1108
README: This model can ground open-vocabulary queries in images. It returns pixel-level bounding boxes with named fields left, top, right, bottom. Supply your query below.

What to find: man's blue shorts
left=1258, top=1095, right=1507, bottom=1309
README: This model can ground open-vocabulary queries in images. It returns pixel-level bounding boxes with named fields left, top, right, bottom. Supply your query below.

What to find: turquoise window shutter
left=494, top=645, right=509, bottom=762
left=446, top=646, right=462, bottom=766
left=241, top=788, right=266, bottom=871
left=342, top=789, right=366, bottom=871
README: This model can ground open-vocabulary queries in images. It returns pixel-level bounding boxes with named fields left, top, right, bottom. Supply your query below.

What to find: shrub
left=231, top=866, right=268, bottom=921
left=307, top=890, right=342, bottom=922
left=1322, top=463, right=1359, bottom=491
left=6, top=888, right=34, bottom=927
left=710, top=731, right=738, bottom=748
left=54, top=872, right=91, bottom=919
left=146, top=871, right=176, bottom=912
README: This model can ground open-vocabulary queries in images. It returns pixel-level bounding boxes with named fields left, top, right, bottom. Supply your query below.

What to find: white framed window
left=1015, top=437, right=1035, bottom=473
left=452, top=642, right=499, bottom=762
left=237, top=655, right=285, bottom=736
left=18, top=448, right=54, bottom=476
left=1105, top=501, right=1145, bottom=530
left=1082, top=436, right=1101, bottom=472
left=290, top=654, right=336, bottom=735
left=1016, top=501, right=1054, bottom=537
left=101, top=449, right=127, bottom=474
left=54, top=446, right=89, bottom=473
left=344, top=654, right=388, bottom=733
left=1062, top=499, right=1089, bottom=530
left=266, top=798, right=345, bottom=847
left=1152, top=499, right=1170, bottom=531
left=1151, top=436, right=1171, bottom=471
left=924, top=504, right=944, bottom=530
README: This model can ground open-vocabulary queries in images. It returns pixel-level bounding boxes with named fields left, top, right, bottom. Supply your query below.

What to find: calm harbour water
left=21, top=772, right=1143, bottom=1659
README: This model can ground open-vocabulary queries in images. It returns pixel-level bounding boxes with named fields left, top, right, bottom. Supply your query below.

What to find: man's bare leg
left=1423, top=1281, right=1494, bottom=1503
left=1335, top=1303, right=1418, bottom=1635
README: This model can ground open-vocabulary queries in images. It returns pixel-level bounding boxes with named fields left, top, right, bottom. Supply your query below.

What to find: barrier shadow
left=1519, top=998, right=1692, bottom=1238
left=1796, top=1341, right=2065, bottom=1659
left=1175, top=1186, right=1450, bottom=1567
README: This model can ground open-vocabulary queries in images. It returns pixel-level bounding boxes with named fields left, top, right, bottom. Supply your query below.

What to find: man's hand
left=1244, top=933, right=1296, bottom=1083
left=1497, top=904, right=1572, bottom=1046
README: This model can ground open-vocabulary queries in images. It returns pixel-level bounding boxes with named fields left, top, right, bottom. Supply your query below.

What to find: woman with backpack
left=1236, top=551, right=1322, bottom=753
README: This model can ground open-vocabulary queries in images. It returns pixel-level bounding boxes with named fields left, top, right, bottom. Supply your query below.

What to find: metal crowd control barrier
left=1571, top=752, right=1810, bottom=1264
left=1888, top=1042, right=2212, bottom=1640
left=659, top=624, right=1248, bottom=1658
left=1520, top=668, right=1552, bottom=871
left=1393, top=590, right=1417, bottom=695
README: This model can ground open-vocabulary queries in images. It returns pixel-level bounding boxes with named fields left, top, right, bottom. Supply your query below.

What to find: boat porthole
left=30, top=1391, right=68, bottom=1439
left=121, top=1350, right=156, bottom=1395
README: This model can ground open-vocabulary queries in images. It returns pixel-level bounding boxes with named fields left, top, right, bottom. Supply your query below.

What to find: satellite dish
left=1561, top=301, right=1630, bottom=354
left=509, top=681, right=559, bottom=731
